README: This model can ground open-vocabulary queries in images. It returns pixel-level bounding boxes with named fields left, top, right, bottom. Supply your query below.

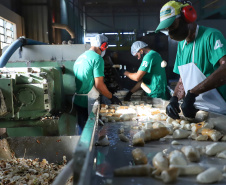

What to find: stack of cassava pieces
left=99, top=101, right=226, bottom=184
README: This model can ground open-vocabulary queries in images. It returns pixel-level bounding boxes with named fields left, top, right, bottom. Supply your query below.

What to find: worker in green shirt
left=123, top=41, right=171, bottom=101
left=155, top=0, right=226, bottom=119
left=73, top=34, right=121, bottom=134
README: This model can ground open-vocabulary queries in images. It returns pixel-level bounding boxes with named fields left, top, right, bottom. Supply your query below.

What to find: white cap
left=131, top=41, right=148, bottom=56
left=91, top=34, right=108, bottom=47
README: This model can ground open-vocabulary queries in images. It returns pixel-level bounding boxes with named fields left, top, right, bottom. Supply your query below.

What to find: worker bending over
left=155, top=0, right=226, bottom=119
left=123, top=41, right=171, bottom=101
left=73, top=34, right=121, bottom=134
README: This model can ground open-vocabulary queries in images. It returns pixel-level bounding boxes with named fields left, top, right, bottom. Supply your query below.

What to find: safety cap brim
left=155, top=16, right=176, bottom=33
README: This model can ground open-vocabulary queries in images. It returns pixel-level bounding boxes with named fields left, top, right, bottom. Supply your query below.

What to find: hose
left=0, top=37, right=46, bottom=68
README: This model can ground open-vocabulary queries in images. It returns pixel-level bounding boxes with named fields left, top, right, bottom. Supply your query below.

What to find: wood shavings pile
left=0, top=156, right=72, bottom=185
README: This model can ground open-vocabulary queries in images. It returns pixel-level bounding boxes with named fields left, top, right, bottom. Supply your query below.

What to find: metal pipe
left=0, top=37, right=46, bottom=68
left=83, top=6, right=86, bottom=43
left=52, top=23, right=75, bottom=39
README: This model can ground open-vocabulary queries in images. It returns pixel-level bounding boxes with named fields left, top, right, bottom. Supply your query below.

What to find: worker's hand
left=166, top=96, right=181, bottom=119
left=181, top=91, right=199, bottom=118
left=124, top=91, right=133, bottom=101
left=110, top=95, right=122, bottom=105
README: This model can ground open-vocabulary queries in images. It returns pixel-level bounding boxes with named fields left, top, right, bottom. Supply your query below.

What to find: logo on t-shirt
left=142, top=61, right=148, bottom=68
left=214, top=40, right=223, bottom=50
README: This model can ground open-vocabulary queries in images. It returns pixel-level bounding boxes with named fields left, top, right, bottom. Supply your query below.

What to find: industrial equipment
left=0, top=67, right=63, bottom=120
left=0, top=38, right=88, bottom=184
left=0, top=38, right=90, bottom=136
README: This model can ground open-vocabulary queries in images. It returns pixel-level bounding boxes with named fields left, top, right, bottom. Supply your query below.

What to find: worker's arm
left=95, top=76, right=122, bottom=105
left=173, top=77, right=185, bottom=100
left=124, top=70, right=146, bottom=82
left=94, top=76, right=112, bottom=99
left=124, top=81, right=142, bottom=101
left=181, top=56, right=226, bottom=118
left=190, top=56, right=226, bottom=95
left=130, top=81, right=142, bottom=93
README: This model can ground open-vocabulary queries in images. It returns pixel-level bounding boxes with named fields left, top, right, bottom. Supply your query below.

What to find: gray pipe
left=0, top=37, right=47, bottom=68
left=52, top=23, right=75, bottom=39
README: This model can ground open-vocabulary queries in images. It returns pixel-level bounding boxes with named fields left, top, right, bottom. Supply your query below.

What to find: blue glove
left=181, top=91, right=199, bottom=118
left=110, top=95, right=122, bottom=105
left=166, top=96, right=181, bottom=119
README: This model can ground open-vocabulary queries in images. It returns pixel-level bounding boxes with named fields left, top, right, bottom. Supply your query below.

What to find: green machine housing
left=0, top=44, right=90, bottom=137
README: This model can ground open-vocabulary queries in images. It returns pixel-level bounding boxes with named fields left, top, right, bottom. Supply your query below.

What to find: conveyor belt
left=90, top=121, right=226, bottom=185
left=72, top=97, right=226, bottom=185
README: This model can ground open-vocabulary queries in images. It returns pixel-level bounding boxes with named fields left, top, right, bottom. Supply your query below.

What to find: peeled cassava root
left=170, top=164, right=204, bottom=176
left=169, top=150, right=187, bottom=166
left=132, top=148, right=148, bottom=165
left=95, top=135, right=109, bottom=146
left=144, top=127, right=169, bottom=141
left=161, top=167, right=179, bottom=183
left=205, top=143, right=226, bottom=156
left=196, top=167, right=223, bottom=184
left=118, top=133, right=129, bottom=142
left=173, top=129, right=191, bottom=139
left=191, top=121, right=214, bottom=133
left=152, top=152, right=169, bottom=175
left=181, top=146, right=200, bottom=162
left=132, top=130, right=145, bottom=146
left=132, top=127, right=169, bottom=146
left=141, top=82, right=151, bottom=94
left=217, top=150, right=226, bottom=159
left=200, top=128, right=223, bottom=141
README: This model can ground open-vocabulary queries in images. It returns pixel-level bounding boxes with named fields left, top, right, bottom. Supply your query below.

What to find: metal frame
left=73, top=100, right=100, bottom=185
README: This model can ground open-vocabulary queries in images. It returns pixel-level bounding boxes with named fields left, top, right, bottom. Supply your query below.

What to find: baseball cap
left=131, top=41, right=148, bottom=56
left=155, top=1, right=189, bottom=33
left=91, top=34, right=108, bottom=47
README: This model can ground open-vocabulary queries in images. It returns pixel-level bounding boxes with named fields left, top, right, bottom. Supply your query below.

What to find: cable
left=69, top=92, right=88, bottom=113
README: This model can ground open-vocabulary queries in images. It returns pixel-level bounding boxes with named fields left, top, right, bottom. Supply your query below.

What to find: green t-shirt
left=138, top=50, right=169, bottom=100
left=173, top=26, right=226, bottom=101
left=73, top=50, right=105, bottom=108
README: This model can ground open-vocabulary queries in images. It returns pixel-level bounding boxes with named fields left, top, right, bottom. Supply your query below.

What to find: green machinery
left=0, top=44, right=90, bottom=137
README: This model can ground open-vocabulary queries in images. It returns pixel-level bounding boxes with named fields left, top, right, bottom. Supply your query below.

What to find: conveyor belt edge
left=73, top=100, right=100, bottom=185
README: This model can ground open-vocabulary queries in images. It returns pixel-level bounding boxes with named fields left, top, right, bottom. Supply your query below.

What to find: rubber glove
left=110, top=96, right=122, bottom=105
left=181, top=91, right=199, bottom=118
left=124, top=91, right=133, bottom=101
left=166, top=96, right=181, bottom=119
left=119, top=69, right=126, bottom=76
